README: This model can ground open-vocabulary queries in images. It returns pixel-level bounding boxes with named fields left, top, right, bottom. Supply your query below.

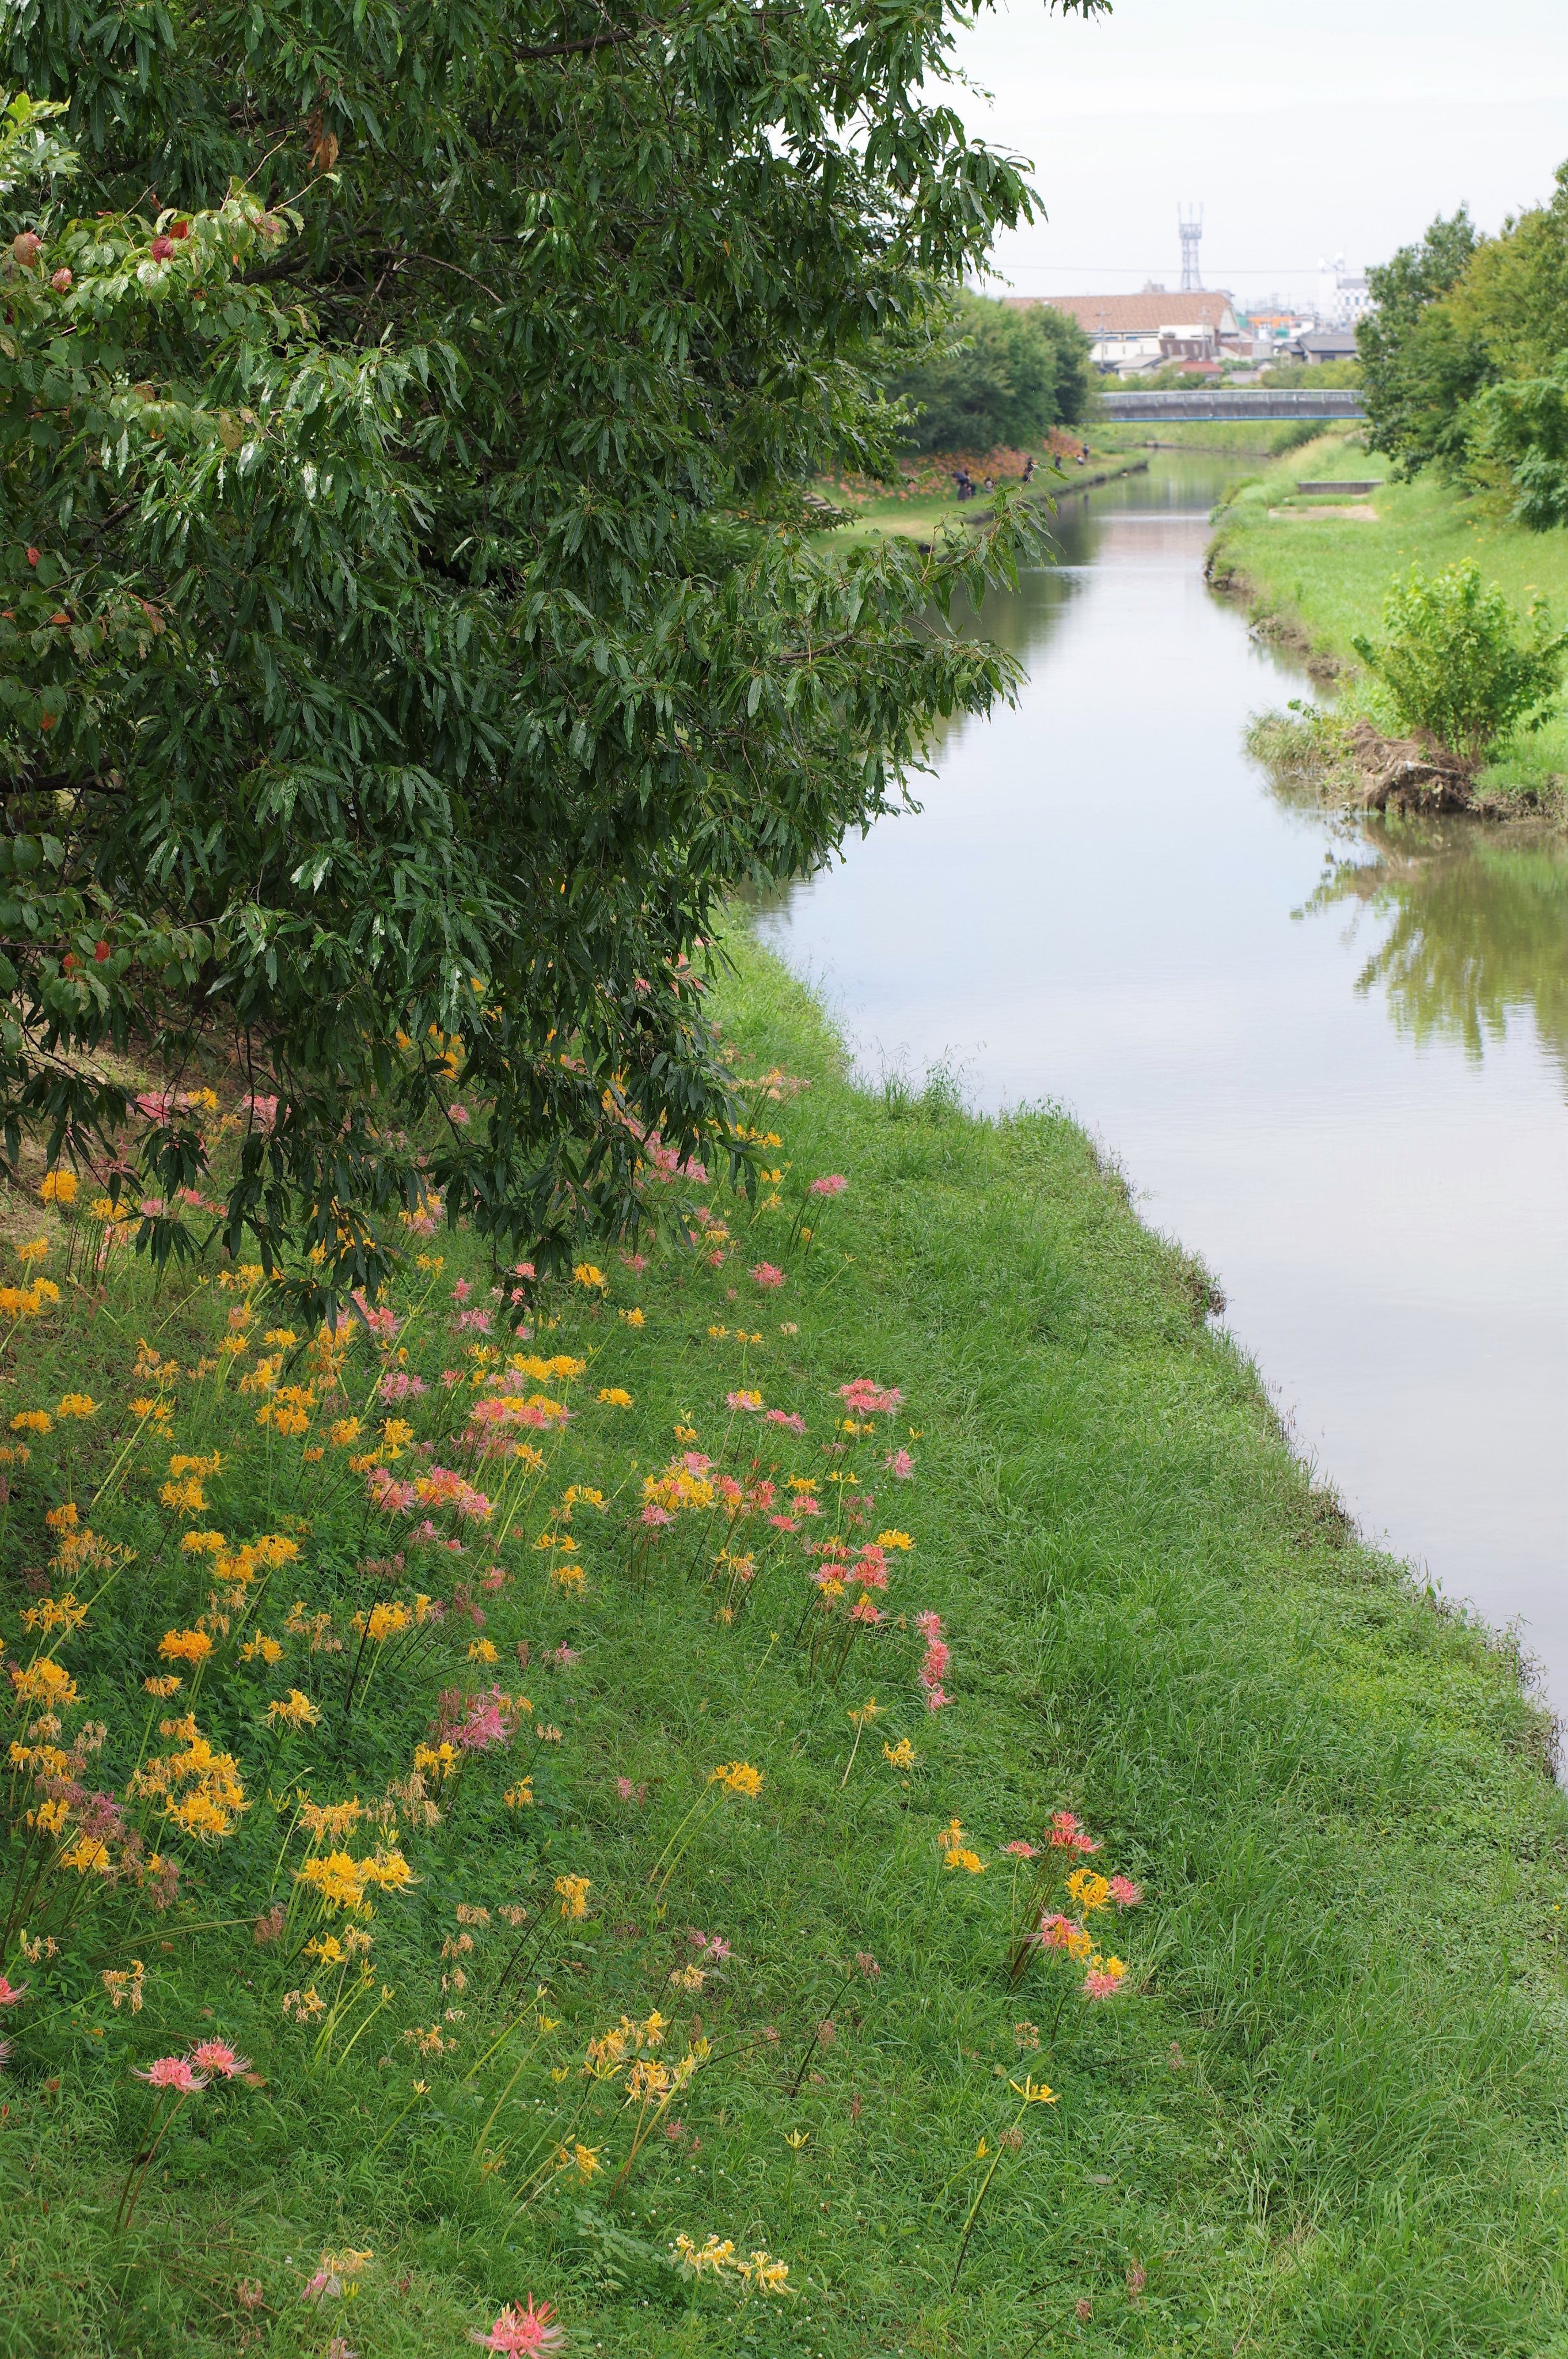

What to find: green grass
left=1210, top=434, right=1568, bottom=807
left=4, top=934, right=1568, bottom=2358
left=1091, top=419, right=1328, bottom=460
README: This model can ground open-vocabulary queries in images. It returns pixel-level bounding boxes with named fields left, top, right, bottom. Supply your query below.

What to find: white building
left=1009, top=291, right=1240, bottom=377
left=1316, top=256, right=1373, bottom=329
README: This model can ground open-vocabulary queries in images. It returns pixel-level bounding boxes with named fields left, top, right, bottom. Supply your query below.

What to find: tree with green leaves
left=879, top=289, right=1090, bottom=454
left=1470, top=354, right=1568, bottom=532
left=1357, top=206, right=1491, bottom=479
left=1358, top=166, right=1568, bottom=491
left=1445, top=162, right=1568, bottom=383
left=0, top=1, right=1103, bottom=1317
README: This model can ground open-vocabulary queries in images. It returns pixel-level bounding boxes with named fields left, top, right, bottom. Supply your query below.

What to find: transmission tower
left=1178, top=204, right=1203, bottom=291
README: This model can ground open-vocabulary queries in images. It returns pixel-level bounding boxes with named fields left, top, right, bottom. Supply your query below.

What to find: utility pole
left=1178, top=204, right=1203, bottom=291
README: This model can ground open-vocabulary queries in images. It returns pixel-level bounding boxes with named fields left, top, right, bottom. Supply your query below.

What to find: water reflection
left=1301, top=823, right=1568, bottom=1091
left=758, top=457, right=1568, bottom=1702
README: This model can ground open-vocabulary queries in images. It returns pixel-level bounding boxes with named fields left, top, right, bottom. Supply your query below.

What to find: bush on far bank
left=1259, top=359, right=1364, bottom=389
left=1353, top=559, right=1568, bottom=764
left=881, top=292, right=1092, bottom=455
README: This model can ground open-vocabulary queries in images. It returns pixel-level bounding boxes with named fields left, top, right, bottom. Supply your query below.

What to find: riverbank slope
left=3, top=933, right=1567, bottom=2357
left=1092, top=416, right=1333, bottom=461
left=816, top=442, right=1148, bottom=545
left=821, top=414, right=1322, bottom=547
left=1209, top=433, right=1568, bottom=810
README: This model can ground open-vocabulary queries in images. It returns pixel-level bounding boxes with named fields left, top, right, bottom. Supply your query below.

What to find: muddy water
left=755, top=459, right=1568, bottom=1704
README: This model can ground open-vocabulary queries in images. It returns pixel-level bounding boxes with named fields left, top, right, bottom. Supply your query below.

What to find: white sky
left=950, top=0, right=1568, bottom=310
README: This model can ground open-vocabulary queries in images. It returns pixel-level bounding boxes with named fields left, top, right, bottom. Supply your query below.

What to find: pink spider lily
left=188, top=2039, right=250, bottom=2078
left=472, top=2296, right=567, bottom=2353
left=117, top=2049, right=223, bottom=2232
left=134, top=2055, right=208, bottom=2092
left=1036, top=1914, right=1085, bottom=1951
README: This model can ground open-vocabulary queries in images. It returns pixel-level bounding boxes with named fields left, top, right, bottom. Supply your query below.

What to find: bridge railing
left=1095, top=389, right=1366, bottom=423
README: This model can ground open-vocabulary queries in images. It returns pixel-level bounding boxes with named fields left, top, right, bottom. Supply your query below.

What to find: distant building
left=1231, top=308, right=1303, bottom=363
left=1290, top=326, right=1361, bottom=366
left=1011, top=291, right=1239, bottom=377
left=1316, top=256, right=1373, bottom=328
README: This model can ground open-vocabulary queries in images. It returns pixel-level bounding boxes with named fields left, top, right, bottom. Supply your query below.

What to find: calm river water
left=756, top=458, right=1568, bottom=1705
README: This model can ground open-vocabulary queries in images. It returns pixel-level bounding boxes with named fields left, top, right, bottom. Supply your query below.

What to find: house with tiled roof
left=1006, top=291, right=1240, bottom=376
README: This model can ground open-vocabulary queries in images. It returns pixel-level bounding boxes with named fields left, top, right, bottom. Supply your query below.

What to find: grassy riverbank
left=817, top=445, right=1148, bottom=544
left=1091, top=419, right=1328, bottom=461
left=821, top=418, right=1346, bottom=549
left=1209, top=433, right=1568, bottom=809
left=5, top=934, right=1568, bottom=2358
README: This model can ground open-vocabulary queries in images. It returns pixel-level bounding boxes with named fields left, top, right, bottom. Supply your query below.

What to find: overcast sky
left=950, top=0, right=1568, bottom=309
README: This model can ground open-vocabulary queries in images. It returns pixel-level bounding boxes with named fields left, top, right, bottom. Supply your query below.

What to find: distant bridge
left=1095, top=389, right=1366, bottom=424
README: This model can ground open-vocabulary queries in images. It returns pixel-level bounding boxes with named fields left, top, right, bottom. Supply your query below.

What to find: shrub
left=1350, top=562, right=1568, bottom=763
left=1256, top=359, right=1363, bottom=389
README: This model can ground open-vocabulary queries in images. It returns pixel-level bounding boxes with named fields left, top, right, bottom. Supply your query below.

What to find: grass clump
left=2, top=933, right=1566, bottom=2357
left=1243, top=704, right=1362, bottom=799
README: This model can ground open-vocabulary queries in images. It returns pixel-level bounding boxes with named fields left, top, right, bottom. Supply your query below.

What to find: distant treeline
left=880, top=291, right=1092, bottom=454
left=1360, top=161, right=1568, bottom=528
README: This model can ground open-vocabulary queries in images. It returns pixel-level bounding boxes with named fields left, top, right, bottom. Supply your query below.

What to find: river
left=755, top=456, right=1568, bottom=1709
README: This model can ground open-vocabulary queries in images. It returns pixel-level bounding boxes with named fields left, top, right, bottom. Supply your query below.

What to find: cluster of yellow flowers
left=0, top=1275, right=60, bottom=1321
left=584, top=2009, right=667, bottom=2079
left=673, top=2234, right=791, bottom=2297
left=939, top=1817, right=988, bottom=1875
left=267, top=1690, right=320, bottom=1730
left=131, top=1716, right=249, bottom=1842
left=295, top=1846, right=415, bottom=1916
left=641, top=1462, right=717, bottom=1515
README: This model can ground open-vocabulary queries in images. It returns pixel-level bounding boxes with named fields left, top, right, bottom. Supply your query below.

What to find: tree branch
left=512, top=24, right=644, bottom=57
left=511, top=3, right=786, bottom=58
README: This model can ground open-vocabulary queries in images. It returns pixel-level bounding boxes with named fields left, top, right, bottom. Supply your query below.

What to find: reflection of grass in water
left=1301, top=821, right=1568, bottom=1082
